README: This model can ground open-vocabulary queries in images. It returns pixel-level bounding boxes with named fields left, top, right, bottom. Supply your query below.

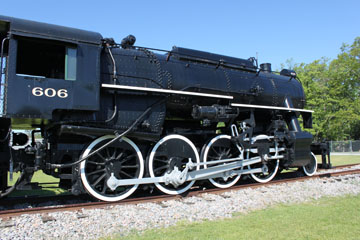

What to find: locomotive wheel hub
left=105, top=158, right=121, bottom=174
left=167, top=157, right=184, bottom=173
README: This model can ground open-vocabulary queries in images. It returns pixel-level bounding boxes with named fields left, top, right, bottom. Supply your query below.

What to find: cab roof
left=0, top=15, right=103, bottom=45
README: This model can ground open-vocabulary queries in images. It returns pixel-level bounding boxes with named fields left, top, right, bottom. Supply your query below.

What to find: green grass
left=7, top=170, right=67, bottom=197
left=110, top=194, right=360, bottom=240
left=8, top=170, right=59, bottom=186
left=327, top=154, right=360, bottom=166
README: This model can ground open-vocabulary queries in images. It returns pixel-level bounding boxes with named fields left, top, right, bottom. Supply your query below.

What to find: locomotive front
left=0, top=16, right=317, bottom=201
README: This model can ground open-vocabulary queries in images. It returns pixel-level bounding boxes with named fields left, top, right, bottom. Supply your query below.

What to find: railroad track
left=317, top=163, right=360, bottom=171
left=1, top=164, right=359, bottom=220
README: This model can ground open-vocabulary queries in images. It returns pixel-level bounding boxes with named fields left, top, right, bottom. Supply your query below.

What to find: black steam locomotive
left=0, top=16, right=318, bottom=201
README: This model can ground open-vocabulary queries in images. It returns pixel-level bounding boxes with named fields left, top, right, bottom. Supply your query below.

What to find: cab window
left=16, top=37, right=77, bottom=81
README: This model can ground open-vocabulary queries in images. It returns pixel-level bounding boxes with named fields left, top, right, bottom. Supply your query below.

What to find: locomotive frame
left=0, top=15, right=320, bottom=201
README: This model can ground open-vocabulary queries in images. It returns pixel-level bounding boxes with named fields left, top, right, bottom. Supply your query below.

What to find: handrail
left=0, top=37, right=9, bottom=116
left=0, top=37, right=9, bottom=74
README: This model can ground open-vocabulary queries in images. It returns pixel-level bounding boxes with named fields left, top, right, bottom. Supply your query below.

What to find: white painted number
left=32, top=87, right=68, bottom=99
left=32, top=87, right=44, bottom=97
left=57, top=89, right=68, bottom=98
left=44, top=88, right=56, bottom=97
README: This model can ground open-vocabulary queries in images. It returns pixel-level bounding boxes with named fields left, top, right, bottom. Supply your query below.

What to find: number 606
left=32, top=87, right=68, bottom=98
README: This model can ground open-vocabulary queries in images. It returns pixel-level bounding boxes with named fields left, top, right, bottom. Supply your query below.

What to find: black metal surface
left=287, top=131, right=313, bottom=167
left=0, top=119, right=10, bottom=192
left=280, top=69, right=297, bottom=78
left=0, top=16, right=316, bottom=200
left=5, top=37, right=101, bottom=121
left=311, top=142, right=331, bottom=169
left=0, top=15, right=102, bottom=44
left=171, top=46, right=257, bottom=71
left=260, top=63, right=272, bottom=73
left=59, top=125, right=115, bottom=137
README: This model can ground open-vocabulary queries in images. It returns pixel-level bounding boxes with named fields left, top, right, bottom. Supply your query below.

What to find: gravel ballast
left=1, top=173, right=360, bottom=240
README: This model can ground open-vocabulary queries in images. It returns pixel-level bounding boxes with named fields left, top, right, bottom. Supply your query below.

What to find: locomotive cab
left=0, top=16, right=103, bottom=195
left=0, top=15, right=102, bottom=127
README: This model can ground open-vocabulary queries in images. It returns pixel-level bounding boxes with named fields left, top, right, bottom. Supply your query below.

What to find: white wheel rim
left=80, top=135, right=144, bottom=202
left=203, top=135, right=241, bottom=188
left=249, top=159, right=279, bottom=183
left=248, top=139, right=280, bottom=183
left=149, top=134, right=200, bottom=195
left=303, top=152, right=317, bottom=176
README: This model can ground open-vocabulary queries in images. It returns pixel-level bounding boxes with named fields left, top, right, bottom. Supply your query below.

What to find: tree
left=291, top=37, right=360, bottom=141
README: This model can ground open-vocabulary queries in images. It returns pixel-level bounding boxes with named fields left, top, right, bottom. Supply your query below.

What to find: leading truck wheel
left=80, top=135, right=144, bottom=202
left=302, top=152, right=317, bottom=176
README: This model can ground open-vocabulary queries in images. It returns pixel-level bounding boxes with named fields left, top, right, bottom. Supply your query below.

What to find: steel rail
left=1, top=166, right=359, bottom=220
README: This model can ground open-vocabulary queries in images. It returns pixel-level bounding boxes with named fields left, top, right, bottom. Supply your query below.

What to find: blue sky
left=1, top=0, right=359, bottom=70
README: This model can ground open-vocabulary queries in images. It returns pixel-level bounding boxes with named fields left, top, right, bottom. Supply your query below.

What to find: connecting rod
left=106, top=155, right=283, bottom=190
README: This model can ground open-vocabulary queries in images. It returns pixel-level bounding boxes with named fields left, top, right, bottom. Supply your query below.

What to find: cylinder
left=260, top=63, right=272, bottom=73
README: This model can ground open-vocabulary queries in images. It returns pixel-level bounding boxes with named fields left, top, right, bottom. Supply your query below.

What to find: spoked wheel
left=148, top=134, right=200, bottom=195
left=249, top=159, right=279, bottom=183
left=247, top=140, right=280, bottom=183
left=80, top=135, right=144, bottom=202
left=202, top=135, right=243, bottom=188
left=302, top=152, right=317, bottom=176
